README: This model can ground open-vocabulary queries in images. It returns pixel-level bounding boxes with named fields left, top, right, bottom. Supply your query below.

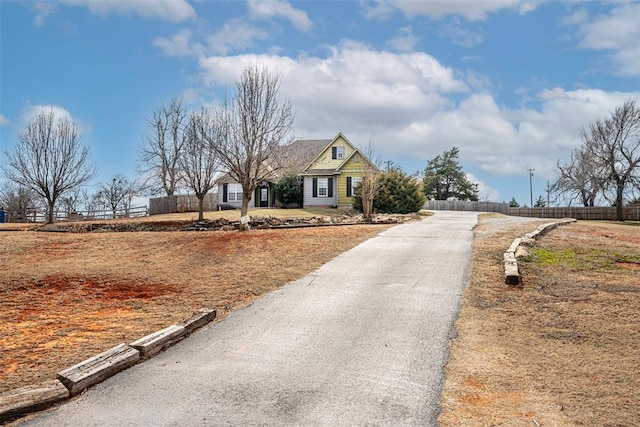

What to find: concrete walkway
left=25, top=211, right=478, bottom=426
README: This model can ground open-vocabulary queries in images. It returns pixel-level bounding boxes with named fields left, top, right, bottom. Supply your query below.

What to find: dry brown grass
left=440, top=215, right=640, bottom=426
left=0, top=222, right=391, bottom=394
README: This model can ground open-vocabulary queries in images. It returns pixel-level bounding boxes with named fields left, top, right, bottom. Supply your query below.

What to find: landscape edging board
left=0, top=308, right=216, bottom=423
left=504, top=219, right=577, bottom=285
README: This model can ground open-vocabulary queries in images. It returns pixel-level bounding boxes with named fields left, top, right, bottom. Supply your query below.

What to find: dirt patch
left=439, top=216, right=640, bottom=426
left=0, top=223, right=392, bottom=394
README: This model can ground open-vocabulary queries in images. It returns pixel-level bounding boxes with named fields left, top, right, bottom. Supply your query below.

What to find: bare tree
left=81, top=189, right=104, bottom=218
left=180, top=109, right=222, bottom=220
left=212, top=65, right=295, bottom=229
left=139, top=97, right=187, bottom=196
left=0, top=183, right=42, bottom=222
left=2, top=109, right=96, bottom=223
left=552, top=145, right=606, bottom=207
left=358, top=140, right=382, bottom=220
left=584, top=99, right=640, bottom=221
left=59, top=188, right=83, bottom=214
left=97, top=174, right=138, bottom=218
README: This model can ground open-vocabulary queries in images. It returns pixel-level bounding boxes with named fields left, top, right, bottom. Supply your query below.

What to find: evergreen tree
left=422, top=147, right=478, bottom=201
left=353, top=168, right=425, bottom=214
left=508, top=197, right=520, bottom=207
left=274, top=174, right=303, bottom=208
left=534, top=195, right=547, bottom=207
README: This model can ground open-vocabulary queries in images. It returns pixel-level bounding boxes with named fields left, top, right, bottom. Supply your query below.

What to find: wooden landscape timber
left=0, top=308, right=218, bottom=422
left=503, top=219, right=576, bottom=285
left=56, top=343, right=141, bottom=397
left=0, top=380, right=69, bottom=423
left=130, top=325, right=186, bottom=358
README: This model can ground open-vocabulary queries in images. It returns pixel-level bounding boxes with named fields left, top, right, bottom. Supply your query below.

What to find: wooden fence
left=509, top=206, right=640, bottom=221
left=424, top=200, right=640, bottom=221
left=149, top=194, right=217, bottom=216
left=424, top=200, right=510, bottom=214
left=19, top=205, right=149, bottom=223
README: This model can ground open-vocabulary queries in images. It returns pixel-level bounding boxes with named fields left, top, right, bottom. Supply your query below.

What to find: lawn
left=439, top=217, right=640, bottom=426
left=0, top=213, right=392, bottom=394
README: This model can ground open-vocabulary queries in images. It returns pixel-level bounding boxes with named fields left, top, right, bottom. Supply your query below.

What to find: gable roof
left=215, top=138, right=329, bottom=185
left=279, top=139, right=331, bottom=175
left=215, top=133, right=378, bottom=184
left=303, top=132, right=353, bottom=171
left=301, top=132, right=379, bottom=176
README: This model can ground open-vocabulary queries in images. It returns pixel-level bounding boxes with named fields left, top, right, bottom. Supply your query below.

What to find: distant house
left=217, top=133, right=377, bottom=209
left=216, top=139, right=327, bottom=209
left=300, top=133, right=378, bottom=208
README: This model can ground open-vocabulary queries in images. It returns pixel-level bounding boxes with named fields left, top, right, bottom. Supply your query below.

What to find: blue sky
left=1, top=0, right=639, bottom=206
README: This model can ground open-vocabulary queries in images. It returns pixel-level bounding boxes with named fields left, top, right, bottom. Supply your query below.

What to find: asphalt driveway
left=25, top=210, right=478, bottom=426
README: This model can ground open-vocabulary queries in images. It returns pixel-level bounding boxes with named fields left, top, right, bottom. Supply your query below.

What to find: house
left=217, top=133, right=377, bottom=209
left=300, top=133, right=377, bottom=208
left=216, top=139, right=327, bottom=209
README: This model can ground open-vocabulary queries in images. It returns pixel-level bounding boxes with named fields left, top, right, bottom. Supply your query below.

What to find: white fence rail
left=19, top=205, right=148, bottom=223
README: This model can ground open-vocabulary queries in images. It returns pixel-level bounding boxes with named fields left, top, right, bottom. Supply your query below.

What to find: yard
left=2, top=211, right=639, bottom=425
left=439, top=216, right=640, bottom=426
left=0, top=210, right=393, bottom=394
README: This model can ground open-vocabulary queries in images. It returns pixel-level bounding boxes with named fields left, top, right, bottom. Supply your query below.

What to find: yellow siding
left=308, top=135, right=356, bottom=170
left=341, top=154, right=369, bottom=173
left=337, top=155, right=375, bottom=206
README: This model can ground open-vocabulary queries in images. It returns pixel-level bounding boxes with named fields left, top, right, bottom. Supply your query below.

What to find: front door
left=259, top=186, right=269, bottom=207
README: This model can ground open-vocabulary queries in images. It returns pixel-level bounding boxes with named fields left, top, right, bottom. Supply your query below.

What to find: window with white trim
left=318, top=178, right=328, bottom=197
left=228, top=183, right=242, bottom=202
left=352, top=176, right=362, bottom=192
left=336, top=146, right=345, bottom=159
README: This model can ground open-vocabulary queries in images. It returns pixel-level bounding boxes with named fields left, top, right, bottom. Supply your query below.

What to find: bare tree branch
left=210, top=65, right=295, bottom=229
left=180, top=109, right=222, bottom=220
left=584, top=99, right=640, bottom=220
left=97, top=174, right=139, bottom=218
left=2, top=109, right=96, bottom=223
left=138, top=97, right=187, bottom=196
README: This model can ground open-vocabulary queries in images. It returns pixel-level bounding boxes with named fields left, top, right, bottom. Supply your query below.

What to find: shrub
left=353, top=168, right=425, bottom=214
left=275, top=175, right=303, bottom=208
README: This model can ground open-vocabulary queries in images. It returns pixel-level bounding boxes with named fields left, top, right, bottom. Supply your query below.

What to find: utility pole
left=546, top=180, right=551, bottom=207
left=527, top=168, right=535, bottom=207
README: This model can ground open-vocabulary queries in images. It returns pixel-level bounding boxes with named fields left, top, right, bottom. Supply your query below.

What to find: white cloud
left=437, top=17, right=484, bottom=47
left=32, top=2, right=57, bottom=26
left=359, top=0, right=395, bottom=20
left=61, top=0, right=196, bottom=22
left=155, top=20, right=269, bottom=57
left=0, top=113, right=10, bottom=126
left=154, top=29, right=205, bottom=57
left=24, top=105, right=73, bottom=123
left=561, top=8, right=588, bottom=26
left=248, top=0, right=313, bottom=32
left=571, top=2, right=640, bottom=76
left=194, top=43, right=638, bottom=191
left=205, top=19, right=270, bottom=55
left=386, top=26, right=418, bottom=52
left=22, top=105, right=93, bottom=135
left=467, top=173, right=501, bottom=202
left=392, top=0, right=540, bottom=21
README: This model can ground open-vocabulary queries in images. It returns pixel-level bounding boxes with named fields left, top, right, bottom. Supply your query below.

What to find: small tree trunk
left=616, top=182, right=625, bottom=221
left=47, top=200, right=55, bottom=224
left=240, top=193, right=250, bottom=231
left=198, top=196, right=204, bottom=221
